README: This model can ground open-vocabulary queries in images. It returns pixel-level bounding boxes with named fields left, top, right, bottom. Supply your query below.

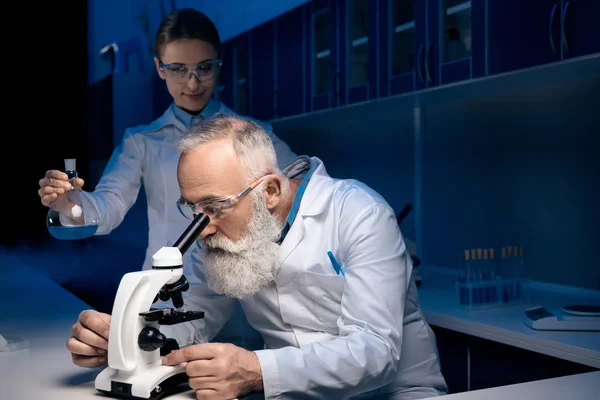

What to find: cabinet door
left=276, top=5, right=307, bottom=118
left=379, top=0, right=418, bottom=97
left=306, top=0, right=342, bottom=112
left=250, top=21, right=275, bottom=121
left=561, top=0, right=600, bottom=59
left=430, top=326, right=469, bottom=394
left=488, top=0, right=560, bottom=75
left=438, top=0, right=486, bottom=85
left=217, top=41, right=234, bottom=109
left=414, top=0, right=430, bottom=90
left=470, top=336, right=598, bottom=390
left=229, top=34, right=251, bottom=116
left=344, top=0, right=378, bottom=104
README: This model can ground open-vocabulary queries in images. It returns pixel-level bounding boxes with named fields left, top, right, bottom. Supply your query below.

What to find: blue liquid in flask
left=48, top=224, right=99, bottom=240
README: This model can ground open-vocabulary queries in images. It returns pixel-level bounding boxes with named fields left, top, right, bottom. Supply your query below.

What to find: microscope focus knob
left=138, top=327, right=167, bottom=351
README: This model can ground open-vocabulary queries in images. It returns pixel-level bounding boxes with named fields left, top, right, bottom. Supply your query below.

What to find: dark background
left=3, top=1, right=88, bottom=248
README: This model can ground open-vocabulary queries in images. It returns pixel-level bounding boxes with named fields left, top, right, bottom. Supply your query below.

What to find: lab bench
left=1, top=252, right=598, bottom=398
left=424, top=370, right=599, bottom=400
left=418, top=265, right=600, bottom=394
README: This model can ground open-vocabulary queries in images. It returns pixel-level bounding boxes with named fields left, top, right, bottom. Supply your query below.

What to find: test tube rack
left=456, top=246, right=530, bottom=310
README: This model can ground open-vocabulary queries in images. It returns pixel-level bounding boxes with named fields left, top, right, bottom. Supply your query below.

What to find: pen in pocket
left=327, top=251, right=345, bottom=276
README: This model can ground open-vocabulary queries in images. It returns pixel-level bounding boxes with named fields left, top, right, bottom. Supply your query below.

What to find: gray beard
left=199, top=191, right=283, bottom=299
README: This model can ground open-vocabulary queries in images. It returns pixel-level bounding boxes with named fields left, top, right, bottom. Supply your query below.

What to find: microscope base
left=95, top=361, right=189, bottom=399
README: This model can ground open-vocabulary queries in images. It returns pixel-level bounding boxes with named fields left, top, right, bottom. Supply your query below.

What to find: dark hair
left=154, top=8, right=221, bottom=58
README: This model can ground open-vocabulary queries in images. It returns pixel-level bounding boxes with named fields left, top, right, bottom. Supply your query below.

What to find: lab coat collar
left=296, top=157, right=335, bottom=217
left=276, top=157, right=334, bottom=269
left=171, top=99, right=221, bottom=127
left=149, top=99, right=223, bottom=132
left=277, top=156, right=313, bottom=244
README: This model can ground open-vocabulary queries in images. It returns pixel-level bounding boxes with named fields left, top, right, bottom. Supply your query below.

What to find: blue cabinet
left=343, top=0, right=378, bottom=104
left=305, top=0, right=343, bottom=111
left=560, top=0, right=600, bottom=60
left=304, top=0, right=379, bottom=111
left=216, top=0, right=598, bottom=121
left=214, top=40, right=234, bottom=109
left=379, top=0, right=418, bottom=96
left=276, top=6, right=307, bottom=118
left=250, top=21, right=276, bottom=121
left=380, top=0, right=485, bottom=96
left=439, top=0, right=486, bottom=85
left=488, top=0, right=562, bottom=75
left=248, top=5, right=309, bottom=120
left=488, top=0, right=600, bottom=75
left=218, top=33, right=251, bottom=116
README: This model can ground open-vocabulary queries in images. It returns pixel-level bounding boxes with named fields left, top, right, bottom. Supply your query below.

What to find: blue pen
left=327, top=251, right=345, bottom=276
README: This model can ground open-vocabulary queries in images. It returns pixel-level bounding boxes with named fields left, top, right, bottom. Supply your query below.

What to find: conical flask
left=46, top=159, right=99, bottom=240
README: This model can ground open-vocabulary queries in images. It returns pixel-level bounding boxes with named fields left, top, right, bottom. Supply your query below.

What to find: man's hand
left=162, top=343, right=263, bottom=400
left=66, top=310, right=111, bottom=368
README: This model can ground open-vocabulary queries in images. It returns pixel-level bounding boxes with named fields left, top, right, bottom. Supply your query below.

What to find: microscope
left=95, top=213, right=210, bottom=399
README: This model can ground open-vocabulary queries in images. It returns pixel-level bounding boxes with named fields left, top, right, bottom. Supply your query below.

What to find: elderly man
left=67, top=116, right=448, bottom=399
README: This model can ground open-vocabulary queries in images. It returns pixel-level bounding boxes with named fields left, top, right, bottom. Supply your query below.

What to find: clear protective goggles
left=176, top=175, right=269, bottom=220
left=159, top=59, right=222, bottom=83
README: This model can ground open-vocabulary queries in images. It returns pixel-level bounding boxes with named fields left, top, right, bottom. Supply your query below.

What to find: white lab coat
left=166, top=157, right=448, bottom=399
left=79, top=101, right=297, bottom=272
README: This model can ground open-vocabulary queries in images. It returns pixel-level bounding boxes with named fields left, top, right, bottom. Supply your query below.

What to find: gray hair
left=176, top=115, right=289, bottom=190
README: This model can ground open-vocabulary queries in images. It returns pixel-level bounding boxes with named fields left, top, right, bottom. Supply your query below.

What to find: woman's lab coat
left=170, top=157, right=448, bottom=399
left=80, top=100, right=297, bottom=271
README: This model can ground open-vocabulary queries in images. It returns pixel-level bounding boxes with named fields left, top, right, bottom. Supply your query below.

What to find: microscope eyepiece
left=173, top=213, right=210, bottom=255
left=151, top=213, right=210, bottom=308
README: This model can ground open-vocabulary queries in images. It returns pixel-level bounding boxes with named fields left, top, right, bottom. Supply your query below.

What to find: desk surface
left=0, top=252, right=202, bottom=400
left=418, top=266, right=600, bottom=368
left=424, top=371, right=600, bottom=400
left=1, top=251, right=598, bottom=399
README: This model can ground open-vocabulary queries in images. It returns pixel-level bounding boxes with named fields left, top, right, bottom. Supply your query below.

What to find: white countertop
left=1, top=252, right=598, bottom=399
left=0, top=253, right=203, bottom=400
left=418, top=266, right=600, bottom=368
left=424, top=371, right=600, bottom=400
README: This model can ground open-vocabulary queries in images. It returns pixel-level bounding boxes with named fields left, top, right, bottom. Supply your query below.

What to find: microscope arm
left=108, top=269, right=180, bottom=372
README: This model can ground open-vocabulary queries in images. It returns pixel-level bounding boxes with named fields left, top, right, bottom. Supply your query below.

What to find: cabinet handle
left=561, top=1, right=571, bottom=52
left=416, top=43, right=425, bottom=84
left=425, top=41, right=433, bottom=83
left=549, top=3, right=559, bottom=55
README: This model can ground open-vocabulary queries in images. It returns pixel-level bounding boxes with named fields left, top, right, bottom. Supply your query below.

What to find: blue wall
left=420, top=80, right=600, bottom=290
left=87, top=0, right=309, bottom=84
left=82, top=0, right=600, bottom=294
left=271, top=75, right=600, bottom=291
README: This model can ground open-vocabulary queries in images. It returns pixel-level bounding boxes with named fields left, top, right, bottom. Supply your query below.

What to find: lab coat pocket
left=303, top=271, right=345, bottom=331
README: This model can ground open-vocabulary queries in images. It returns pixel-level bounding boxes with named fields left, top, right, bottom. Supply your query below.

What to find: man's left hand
left=162, top=343, right=263, bottom=400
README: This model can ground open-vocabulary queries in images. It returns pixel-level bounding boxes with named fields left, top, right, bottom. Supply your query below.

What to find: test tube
left=471, top=249, right=479, bottom=305
left=459, top=250, right=469, bottom=305
left=489, top=248, right=497, bottom=302
left=481, top=249, right=488, bottom=303
left=501, top=247, right=509, bottom=302
left=516, top=246, right=524, bottom=298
